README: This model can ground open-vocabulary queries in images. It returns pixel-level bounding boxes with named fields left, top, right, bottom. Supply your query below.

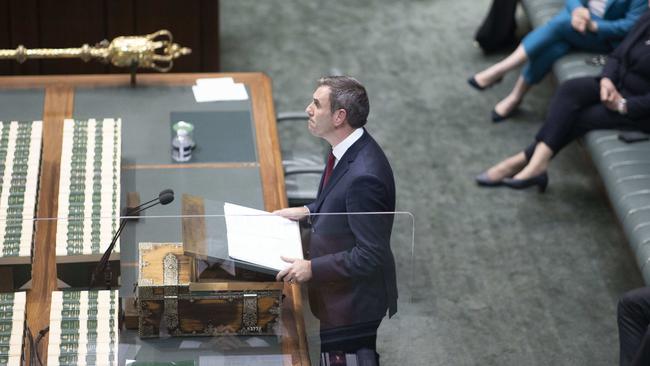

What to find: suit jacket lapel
left=312, top=129, right=371, bottom=213
left=315, top=158, right=350, bottom=207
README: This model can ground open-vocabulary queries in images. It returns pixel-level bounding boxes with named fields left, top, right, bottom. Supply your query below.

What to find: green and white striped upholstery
left=48, top=290, right=119, bottom=366
left=0, top=291, right=26, bottom=366
left=0, top=121, right=42, bottom=259
left=56, top=118, right=121, bottom=257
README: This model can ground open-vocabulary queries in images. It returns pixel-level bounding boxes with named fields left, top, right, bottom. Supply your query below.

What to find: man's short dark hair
left=317, top=76, right=369, bottom=128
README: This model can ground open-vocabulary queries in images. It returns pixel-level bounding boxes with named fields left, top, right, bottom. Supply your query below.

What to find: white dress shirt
left=303, top=128, right=364, bottom=215
left=588, top=0, right=607, bottom=18
left=332, top=128, right=364, bottom=168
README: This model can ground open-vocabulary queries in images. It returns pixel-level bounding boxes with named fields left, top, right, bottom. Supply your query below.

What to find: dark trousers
left=619, top=287, right=650, bottom=366
left=320, top=320, right=382, bottom=366
left=523, top=77, right=650, bottom=161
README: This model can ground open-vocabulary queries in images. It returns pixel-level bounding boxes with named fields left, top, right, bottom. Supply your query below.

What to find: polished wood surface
left=181, top=194, right=208, bottom=261
left=28, top=85, right=72, bottom=362
left=0, top=73, right=309, bottom=365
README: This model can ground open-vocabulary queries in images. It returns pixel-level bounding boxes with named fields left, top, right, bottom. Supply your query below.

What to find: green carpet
left=220, top=1, right=644, bottom=365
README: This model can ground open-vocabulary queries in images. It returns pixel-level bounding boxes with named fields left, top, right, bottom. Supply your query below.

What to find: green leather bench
left=521, top=0, right=650, bottom=281
left=586, top=132, right=650, bottom=282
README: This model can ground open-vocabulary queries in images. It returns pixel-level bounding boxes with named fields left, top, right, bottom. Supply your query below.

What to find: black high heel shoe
left=475, top=172, right=503, bottom=187
left=467, top=76, right=503, bottom=91
left=491, top=108, right=517, bottom=123
left=503, top=172, right=548, bottom=193
left=491, top=101, right=521, bottom=123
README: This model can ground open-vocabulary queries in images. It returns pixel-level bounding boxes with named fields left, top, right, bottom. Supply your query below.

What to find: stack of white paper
left=224, top=203, right=303, bottom=271
left=192, top=77, right=249, bottom=102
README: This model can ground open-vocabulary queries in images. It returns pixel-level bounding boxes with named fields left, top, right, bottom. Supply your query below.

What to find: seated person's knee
left=546, top=12, right=574, bottom=36
left=618, top=288, right=649, bottom=317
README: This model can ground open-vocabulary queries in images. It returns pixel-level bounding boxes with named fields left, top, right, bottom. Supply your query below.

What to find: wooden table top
left=0, top=73, right=309, bottom=366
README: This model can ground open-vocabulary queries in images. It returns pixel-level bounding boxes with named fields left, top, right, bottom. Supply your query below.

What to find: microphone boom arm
left=91, top=189, right=174, bottom=288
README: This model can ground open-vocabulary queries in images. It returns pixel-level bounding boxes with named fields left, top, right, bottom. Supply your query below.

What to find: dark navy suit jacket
left=306, top=129, right=398, bottom=328
left=602, top=10, right=650, bottom=119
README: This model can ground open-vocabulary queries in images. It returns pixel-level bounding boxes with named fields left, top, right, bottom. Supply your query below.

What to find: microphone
left=91, top=189, right=175, bottom=288
left=126, top=189, right=174, bottom=217
left=158, top=190, right=174, bottom=205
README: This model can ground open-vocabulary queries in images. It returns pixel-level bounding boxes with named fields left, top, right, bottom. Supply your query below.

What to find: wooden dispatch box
left=137, top=242, right=283, bottom=338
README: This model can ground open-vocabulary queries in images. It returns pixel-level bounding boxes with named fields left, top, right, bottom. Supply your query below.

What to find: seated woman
left=476, top=10, right=650, bottom=191
left=468, top=0, right=647, bottom=122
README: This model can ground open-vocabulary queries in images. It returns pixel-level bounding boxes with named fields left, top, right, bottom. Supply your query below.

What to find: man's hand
left=272, top=206, right=309, bottom=221
left=600, top=77, right=622, bottom=111
left=571, top=7, right=590, bottom=33
left=276, top=256, right=312, bottom=283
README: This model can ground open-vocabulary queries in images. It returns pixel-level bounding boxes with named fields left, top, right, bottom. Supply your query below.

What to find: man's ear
left=333, top=109, right=347, bottom=127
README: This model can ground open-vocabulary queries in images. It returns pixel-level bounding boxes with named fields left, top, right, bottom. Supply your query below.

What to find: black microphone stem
left=92, top=202, right=152, bottom=288
left=129, top=201, right=163, bottom=214
left=92, top=218, right=128, bottom=288
left=130, top=196, right=159, bottom=210
left=91, top=189, right=174, bottom=288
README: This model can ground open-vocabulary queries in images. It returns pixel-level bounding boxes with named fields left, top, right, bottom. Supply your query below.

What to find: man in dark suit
left=274, top=76, right=397, bottom=365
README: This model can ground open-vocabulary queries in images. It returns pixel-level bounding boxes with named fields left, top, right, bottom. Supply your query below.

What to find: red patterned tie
left=323, top=151, right=335, bottom=187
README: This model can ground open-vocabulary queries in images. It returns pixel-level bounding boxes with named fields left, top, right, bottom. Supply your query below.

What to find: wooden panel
left=0, top=268, right=13, bottom=290
left=134, top=0, right=202, bottom=72
left=7, top=0, right=40, bottom=75
left=106, top=0, right=135, bottom=74
left=199, top=0, right=220, bottom=71
left=283, top=285, right=310, bottom=366
left=181, top=194, right=207, bottom=260
left=126, top=191, right=140, bottom=212
left=190, top=282, right=284, bottom=292
left=106, top=0, right=134, bottom=37
left=0, top=0, right=12, bottom=74
left=27, top=85, right=73, bottom=363
left=37, top=0, right=108, bottom=74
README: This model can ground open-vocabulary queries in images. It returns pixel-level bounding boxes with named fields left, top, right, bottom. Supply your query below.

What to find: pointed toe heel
left=503, top=172, right=548, bottom=193
left=467, top=76, right=485, bottom=91
left=491, top=104, right=519, bottom=123
left=475, top=172, right=503, bottom=187
left=467, top=76, right=503, bottom=91
left=491, top=109, right=507, bottom=123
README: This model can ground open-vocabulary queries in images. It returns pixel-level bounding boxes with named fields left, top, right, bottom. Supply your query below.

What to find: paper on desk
left=192, top=77, right=249, bottom=102
left=224, top=202, right=303, bottom=271
left=195, top=77, right=235, bottom=87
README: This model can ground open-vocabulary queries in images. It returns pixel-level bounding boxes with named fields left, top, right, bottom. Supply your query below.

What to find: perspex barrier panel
left=22, top=210, right=414, bottom=365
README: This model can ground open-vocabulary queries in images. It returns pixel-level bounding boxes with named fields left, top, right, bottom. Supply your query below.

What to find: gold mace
left=0, top=29, right=191, bottom=72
